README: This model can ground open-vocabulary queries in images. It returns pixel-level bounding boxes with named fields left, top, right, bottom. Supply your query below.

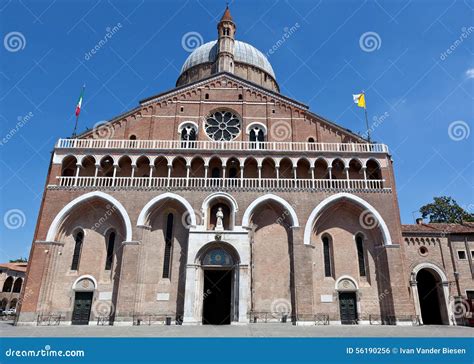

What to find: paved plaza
left=1, top=321, right=472, bottom=337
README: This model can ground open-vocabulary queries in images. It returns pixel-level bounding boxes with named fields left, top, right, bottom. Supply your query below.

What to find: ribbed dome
left=180, top=40, right=276, bottom=79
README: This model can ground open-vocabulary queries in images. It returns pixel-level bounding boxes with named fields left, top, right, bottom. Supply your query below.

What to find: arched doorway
left=336, top=276, right=359, bottom=324
left=416, top=269, right=446, bottom=325
left=71, top=276, right=96, bottom=325
left=200, top=244, right=238, bottom=325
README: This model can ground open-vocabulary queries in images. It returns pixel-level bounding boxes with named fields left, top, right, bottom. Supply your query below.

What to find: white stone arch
left=151, top=155, right=172, bottom=166
left=335, top=275, right=359, bottom=290
left=245, top=121, right=267, bottom=135
left=178, top=120, right=199, bottom=134
left=365, top=157, right=381, bottom=168
left=410, top=262, right=452, bottom=325
left=45, top=191, right=133, bottom=242
left=411, top=262, right=448, bottom=282
left=314, top=156, right=330, bottom=167
left=242, top=194, right=299, bottom=228
left=329, top=157, right=347, bottom=168
left=137, top=192, right=196, bottom=228
left=132, top=154, right=152, bottom=166
left=201, top=192, right=239, bottom=230
left=72, top=275, right=98, bottom=291
left=303, top=192, right=392, bottom=246
left=171, top=155, right=191, bottom=167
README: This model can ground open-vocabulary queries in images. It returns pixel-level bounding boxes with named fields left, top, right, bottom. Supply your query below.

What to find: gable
left=78, top=73, right=365, bottom=143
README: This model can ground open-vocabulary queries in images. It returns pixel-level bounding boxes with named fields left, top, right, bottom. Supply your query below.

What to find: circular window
left=418, top=246, right=428, bottom=256
left=205, top=110, right=241, bottom=141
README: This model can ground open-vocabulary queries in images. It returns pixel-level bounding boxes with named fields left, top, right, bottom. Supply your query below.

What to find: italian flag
left=75, top=85, right=85, bottom=117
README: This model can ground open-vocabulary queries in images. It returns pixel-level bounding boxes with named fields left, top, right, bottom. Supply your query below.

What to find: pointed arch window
left=356, top=234, right=366, bottom=277
left=247, top=123, right=266, bottom=149
left=71, top=230, right=84, bottom=271
left=105, top=231, right=116, bottom=270
left=179, top=123, right=197, bottom=148
left=322, top=235, right=333, bottom=277
left=162, top=213, right=174, bottom=279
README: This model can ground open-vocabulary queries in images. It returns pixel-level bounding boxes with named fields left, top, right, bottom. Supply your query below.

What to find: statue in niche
left=215, top=207, right=224, bottom=231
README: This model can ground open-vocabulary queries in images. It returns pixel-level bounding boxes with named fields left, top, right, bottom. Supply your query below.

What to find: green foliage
left=9, top=258, right=27, bottom=263
left=420, top=196, right=474, bottom=223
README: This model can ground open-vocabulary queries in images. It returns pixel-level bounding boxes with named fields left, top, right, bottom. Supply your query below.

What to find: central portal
left=202, top=269, right=232, bottom=325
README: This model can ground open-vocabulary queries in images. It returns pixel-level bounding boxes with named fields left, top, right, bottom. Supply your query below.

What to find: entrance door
left=417, top=269, right=443, bottom=324
left=339, top=292, right=357, bottom=324
left=71, top=292, right=93, bottom=325
left=202, top=269, right=232, bottom=325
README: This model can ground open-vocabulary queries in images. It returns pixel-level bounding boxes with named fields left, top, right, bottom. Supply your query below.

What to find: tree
left=9, top=258, right=27, bottom=263
left=420, top=196, right=474, bottom=223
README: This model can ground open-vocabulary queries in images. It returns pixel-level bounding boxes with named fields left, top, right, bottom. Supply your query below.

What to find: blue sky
left=0, top=0, right=472, bottom=261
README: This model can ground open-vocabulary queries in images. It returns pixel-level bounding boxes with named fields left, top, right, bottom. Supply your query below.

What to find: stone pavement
left=1, top=321, right=472, bottom=337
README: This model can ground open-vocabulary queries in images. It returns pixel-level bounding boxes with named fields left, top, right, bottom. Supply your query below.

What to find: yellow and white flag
left=352, top=93, right=366, bottom=108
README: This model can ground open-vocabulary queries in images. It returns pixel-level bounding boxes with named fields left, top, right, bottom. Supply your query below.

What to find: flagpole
left=72, top=84, right=85, bottom=138
left=363, top=91, right=371, bottom=143
left=72, top=114, right=79, bottom=138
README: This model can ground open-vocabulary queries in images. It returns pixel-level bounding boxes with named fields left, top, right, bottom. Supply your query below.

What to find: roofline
left=74, top=73, right=371, bottom=143
left=75, top=105, right=142, bottom=139
left=140, top=71, right=307, bottom=109
left=306, top=110, right=369, bottom=143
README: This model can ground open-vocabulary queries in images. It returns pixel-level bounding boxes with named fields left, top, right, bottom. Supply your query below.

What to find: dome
left=180, top=40, right=276, bottom=79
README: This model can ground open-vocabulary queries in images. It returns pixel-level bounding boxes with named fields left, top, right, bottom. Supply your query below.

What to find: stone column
left=238, top=264, right=250, bottom=323
left=183, top=264, right=199, bottom=324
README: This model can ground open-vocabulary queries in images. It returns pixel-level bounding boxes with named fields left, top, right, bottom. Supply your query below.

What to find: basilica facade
left=17, top=7, right=473, bottom=326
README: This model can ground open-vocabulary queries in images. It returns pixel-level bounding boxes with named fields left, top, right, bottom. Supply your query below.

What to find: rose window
left=205, top=110, right=241, bottom=141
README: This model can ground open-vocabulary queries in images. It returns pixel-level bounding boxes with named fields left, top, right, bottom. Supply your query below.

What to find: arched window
left=105, top=231, right=116, bottom=271
left=205, top=93, right=209, bottom=100
left=2, top=277, right=13, bottom=292
left=322, top=235, right=333, bottom=278
left=12, top=278, right=22, bottom=293
left=179, top=123, right=197, bottom=148
left=71, top=230, right=84, bottom=271
left=129, top=134, right=137, bottom=140
left=356, top=234, right=366, bottom=277
left=308, top=137, right=315, bottom=143
left=162, top=213, right=174, bottom=279
left=248, top=123, right=266, bottom=149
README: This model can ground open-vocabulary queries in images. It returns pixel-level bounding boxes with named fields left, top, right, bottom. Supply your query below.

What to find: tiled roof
left=0, top=262, right=27, bottom=273
left=402, top=222, right=474, bottom=234
left=220, top=6, right=233, bottom=22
